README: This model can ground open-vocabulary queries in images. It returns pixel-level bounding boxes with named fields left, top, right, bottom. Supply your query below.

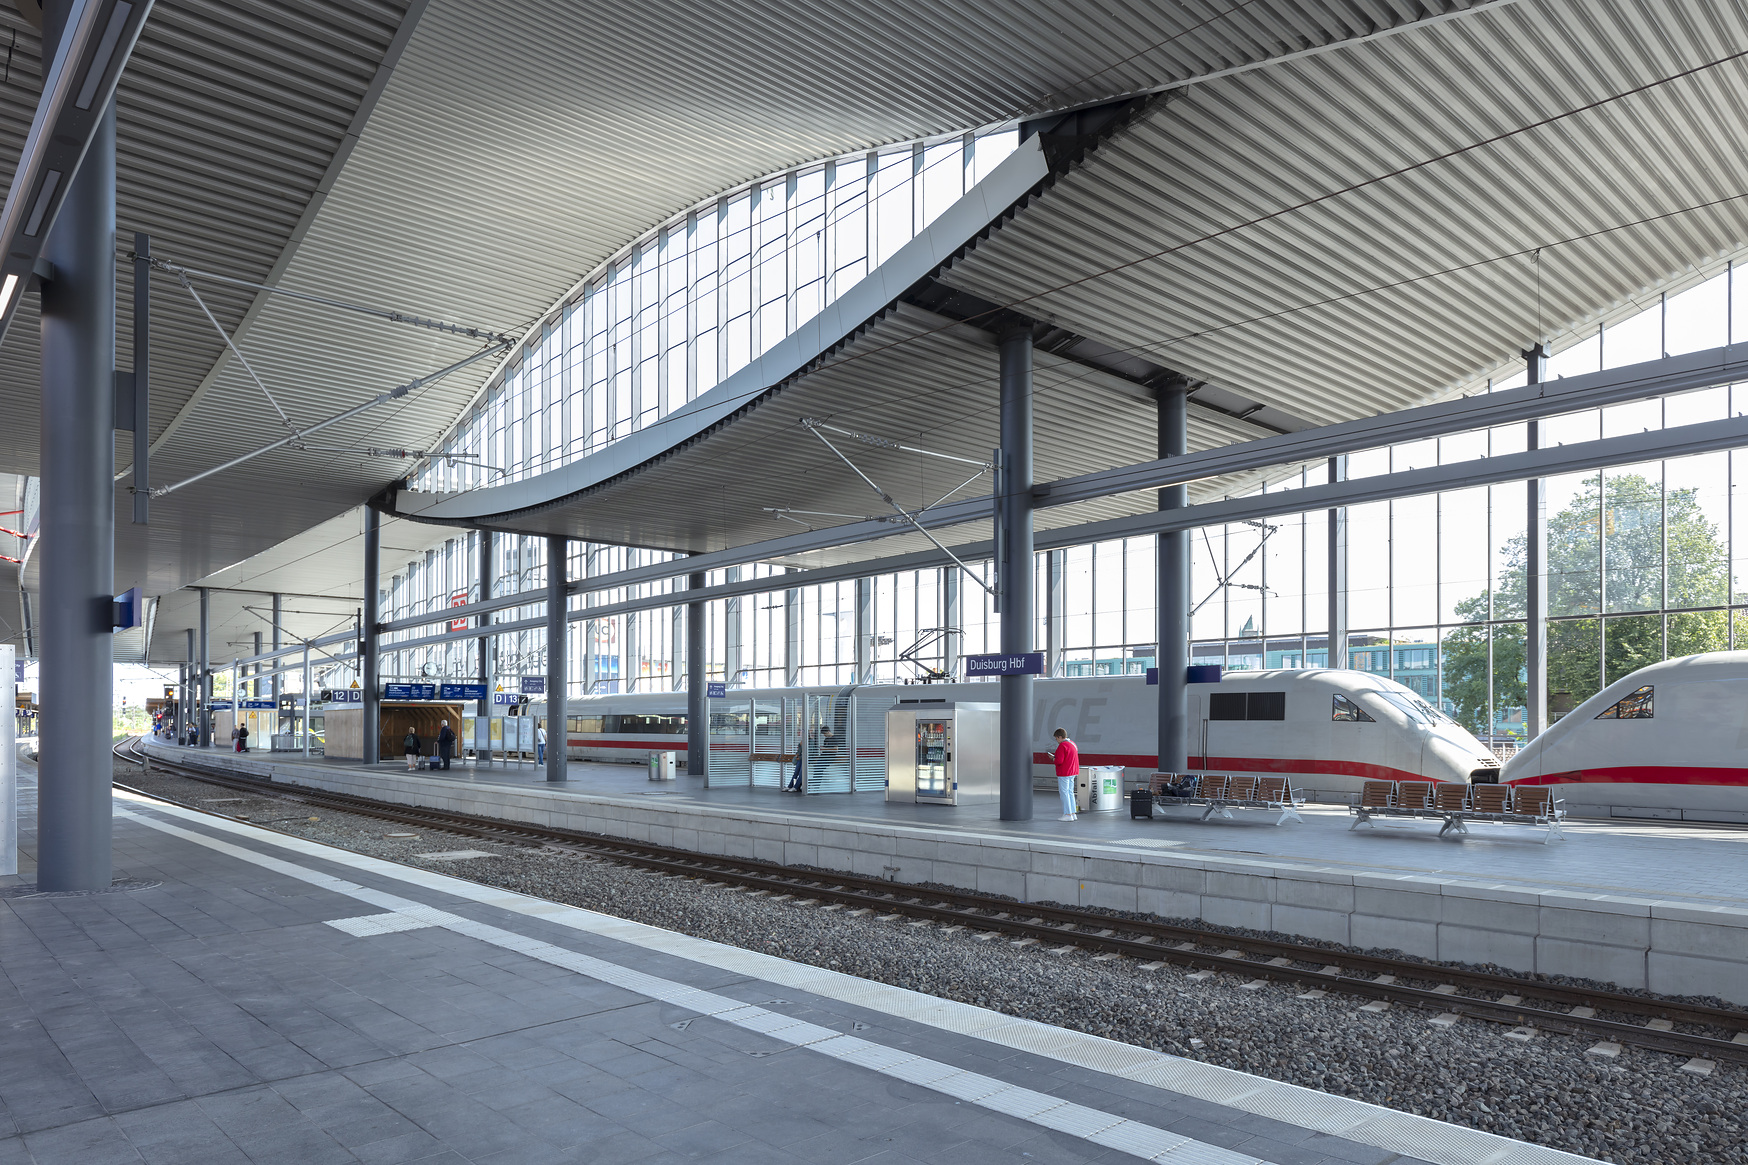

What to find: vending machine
left=884, top=701, right=999, bottom=805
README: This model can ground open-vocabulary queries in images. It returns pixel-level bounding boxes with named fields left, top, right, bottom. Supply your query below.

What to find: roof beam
left=380, top=342, right=1748, bottom=637
left=902, top=276, right=1310, bottom=434
left=376, top=406, right=1748, bottom=649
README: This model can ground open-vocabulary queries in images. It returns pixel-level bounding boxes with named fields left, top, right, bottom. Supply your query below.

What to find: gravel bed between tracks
left=119, top=761, right=1745, bottom=1165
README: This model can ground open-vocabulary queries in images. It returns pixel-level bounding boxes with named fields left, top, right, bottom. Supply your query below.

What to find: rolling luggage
left=1129, top=789, right=1153, bottom=819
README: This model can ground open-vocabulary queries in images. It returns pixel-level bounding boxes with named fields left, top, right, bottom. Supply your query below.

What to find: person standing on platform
left=536, top=722, right=547, bottom=765
left=236, top=722, right=249, bottom=753
left=403, top=726, right=421, bottom=771
left=1052, top=727, right=1080, bottom=821
left=437, top=720, right=456, bottom=771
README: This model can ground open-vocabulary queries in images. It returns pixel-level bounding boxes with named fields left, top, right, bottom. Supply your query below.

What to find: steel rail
left=117, top=741, right=1748, bottom=1064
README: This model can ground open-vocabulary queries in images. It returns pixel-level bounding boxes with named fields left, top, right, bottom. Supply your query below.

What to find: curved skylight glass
left=411, top=127, right=1019, bottom=494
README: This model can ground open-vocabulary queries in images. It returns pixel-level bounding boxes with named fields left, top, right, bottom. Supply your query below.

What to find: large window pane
left=1548, top=618, right=1601, bottom=716
left=1602, top=464, right=1663, bottom=613
left=1603, top=613, right=1660, bottom=687
left=1664, top=452, right=1730, bottom=609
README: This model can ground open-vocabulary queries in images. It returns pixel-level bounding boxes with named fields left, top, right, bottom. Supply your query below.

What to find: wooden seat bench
left=1348, top=779, right=1566, bottom=843
left=1140, top=772, right=1305, bottom=826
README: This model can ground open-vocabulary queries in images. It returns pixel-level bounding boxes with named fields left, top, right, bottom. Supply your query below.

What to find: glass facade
left=409, top=129, right=1018, bottom=493
left=380, top=207, right=1748, bottom=742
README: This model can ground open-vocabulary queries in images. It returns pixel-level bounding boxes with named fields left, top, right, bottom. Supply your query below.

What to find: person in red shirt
left=1052, top=728, right=1080, bottom=821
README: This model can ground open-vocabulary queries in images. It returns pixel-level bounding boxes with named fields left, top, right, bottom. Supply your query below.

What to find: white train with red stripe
left=1503, top=652, right=1748, bottom=823
left=559, top=669, right=1498, bottom=796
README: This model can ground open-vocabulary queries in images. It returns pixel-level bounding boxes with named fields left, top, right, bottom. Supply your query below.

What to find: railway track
left=115, top=738, right=1748, bottom=1068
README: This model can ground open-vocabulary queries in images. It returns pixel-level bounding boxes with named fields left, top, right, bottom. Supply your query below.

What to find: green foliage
left=1441, top=473, right=1731, bottom=730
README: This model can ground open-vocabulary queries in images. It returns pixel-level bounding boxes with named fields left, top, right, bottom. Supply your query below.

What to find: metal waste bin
left=648, top=751, right=677, bottom=781
left=1088, top=765, right=1125, bottom=812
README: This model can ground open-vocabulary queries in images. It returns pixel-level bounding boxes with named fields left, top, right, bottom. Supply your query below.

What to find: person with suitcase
left=437, top=721, right=456, bottom=770
left=403, top=726, right=422, bottom=771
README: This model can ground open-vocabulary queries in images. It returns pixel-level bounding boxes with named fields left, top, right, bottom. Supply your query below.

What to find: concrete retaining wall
left=145, top=742, right=1748, bottom=1005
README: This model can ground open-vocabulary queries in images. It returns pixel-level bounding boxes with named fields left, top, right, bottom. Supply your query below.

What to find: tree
left=1440, top=472, right=1730, bottom=735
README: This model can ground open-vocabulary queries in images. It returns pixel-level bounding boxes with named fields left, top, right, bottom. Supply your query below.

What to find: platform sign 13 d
left=964, top=652, right=1044, bottom=677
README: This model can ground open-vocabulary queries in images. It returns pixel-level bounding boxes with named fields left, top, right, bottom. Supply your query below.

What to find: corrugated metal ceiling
left=941, top=0, right=1748, bottom=425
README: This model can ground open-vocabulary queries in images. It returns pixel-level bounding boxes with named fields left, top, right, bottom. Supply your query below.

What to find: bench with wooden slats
left=1349, top=779, right=1566, bottom=842
left=1138, top=770, right=1305, bottom=825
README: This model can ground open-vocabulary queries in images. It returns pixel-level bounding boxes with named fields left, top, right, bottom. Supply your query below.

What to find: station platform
left=4, top=765, right=1606, bottom=1165
left=144, top=742, right=1748, bottom=1006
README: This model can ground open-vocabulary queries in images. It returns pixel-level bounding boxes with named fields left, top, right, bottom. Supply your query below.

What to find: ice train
left=558, top=668, right=1501, bottom=798
left=1503, top=651, right=1748, bottom=823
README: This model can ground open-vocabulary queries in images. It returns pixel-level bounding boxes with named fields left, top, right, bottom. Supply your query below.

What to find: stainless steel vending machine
left=884, top=701, right=1000, bottom=805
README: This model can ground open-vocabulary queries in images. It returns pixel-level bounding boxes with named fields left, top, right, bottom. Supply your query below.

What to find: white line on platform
left=113, top=790, right=1603, bottom=1165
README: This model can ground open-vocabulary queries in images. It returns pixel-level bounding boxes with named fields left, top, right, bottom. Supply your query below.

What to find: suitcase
left=1129, top=789, right=1153, bottom=819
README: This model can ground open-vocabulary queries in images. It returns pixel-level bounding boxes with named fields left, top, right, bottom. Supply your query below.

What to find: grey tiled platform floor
left=183, top=744, right=1748, bottom=909
left=0, top=772, right=1440, bottom=1165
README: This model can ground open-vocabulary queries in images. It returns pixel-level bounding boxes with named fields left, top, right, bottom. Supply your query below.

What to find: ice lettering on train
left=1036, top=692, right=1108, bottom=744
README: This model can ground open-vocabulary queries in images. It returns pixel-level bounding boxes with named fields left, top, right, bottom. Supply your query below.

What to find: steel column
left=998, top=325, right=1034, bottom=821
left=854, top=576, right=873, bottom=683
left=35, top=16, right=116, bottom=889
left=942, top=568, right=961, bottom=679
left=545, top=535, right=567, bottom=782
left=784, top=572, right=801, bottom=687
left=198, top=589, right=211, bottom=746
left=1045, top=549, right=1064, bottom=677
left=252, top=632, right=262, bottom=697
left=184, top=628, right=194, bottom=744
left=723, top=566, right=742, bottom=687
left=476, top=529, right=492, bottom=717
left=1525, top=343, right=1549, bottom=738
left=686, top=567, right=706, bottom=777
left=362, top=507, right=381, bottom=764
left=301, top=645, right=311, bottom=756
left=1327, top=456, right=1348, bottom=668
left=1157, top=385, right=1190, bottom=775
left=270, top=593, right=282, bottom=705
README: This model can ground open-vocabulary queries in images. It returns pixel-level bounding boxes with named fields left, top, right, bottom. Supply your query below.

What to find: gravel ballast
left=115, top=760, right=1747, bottom=1165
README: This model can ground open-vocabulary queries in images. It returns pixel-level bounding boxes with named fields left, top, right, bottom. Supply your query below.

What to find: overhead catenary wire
left=138, top=255, right=521, bottom=347
left=151, top=342, right=511, bottom=499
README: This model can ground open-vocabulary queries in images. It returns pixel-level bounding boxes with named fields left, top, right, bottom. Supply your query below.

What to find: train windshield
left=1372, top=691, right=1457, bottom=728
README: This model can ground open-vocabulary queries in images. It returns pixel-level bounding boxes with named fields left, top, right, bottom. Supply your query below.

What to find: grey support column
left=34, top=20, right=117, bottom=890
left=1525, top=342, right=1549, bottom=738
left=476, top=529, right=493, bottom=717
left=546, top=535, right=568, bottom=782
left=942, top=568, right=961, bottom=680
left=1045, top=549, right=1064, bottom=677
left=686, top=565, right=706, bottom=777
left=998, top=324, right=1035, bottom=821
left=1157, top=384, right=1190, bottom=775
left=1327, top=457, right=1349, bottom=669
left=184, top=628, right=195, bottom=743
left=174, top=664, right=185, bottom=743
left=198, top=589, right=212, bottom=746
left=724, top=566, right=742, bottom=688
left=784, top=572, right=801, bottom=687
left=362, top=507, right=381, bottom=764
left=854, top=577, right=873, bottom=684
left=270, top=593, right=282, bottom=704
left=252, top=632, right=262, bottom=697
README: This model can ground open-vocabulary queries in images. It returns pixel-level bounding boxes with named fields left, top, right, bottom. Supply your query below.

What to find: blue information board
left=705, top=682, right=726, bottom=698
left=240, top=699, right=276, bottom=709
left=384, top=683, right=436, bottom=701
left=329, top=688, right=362, bottom=704
left=439, top=683, right=487, bottom=701
left=519, top=676, right=545, bottom=695
left=964, top=652, right=1044, bottom=677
